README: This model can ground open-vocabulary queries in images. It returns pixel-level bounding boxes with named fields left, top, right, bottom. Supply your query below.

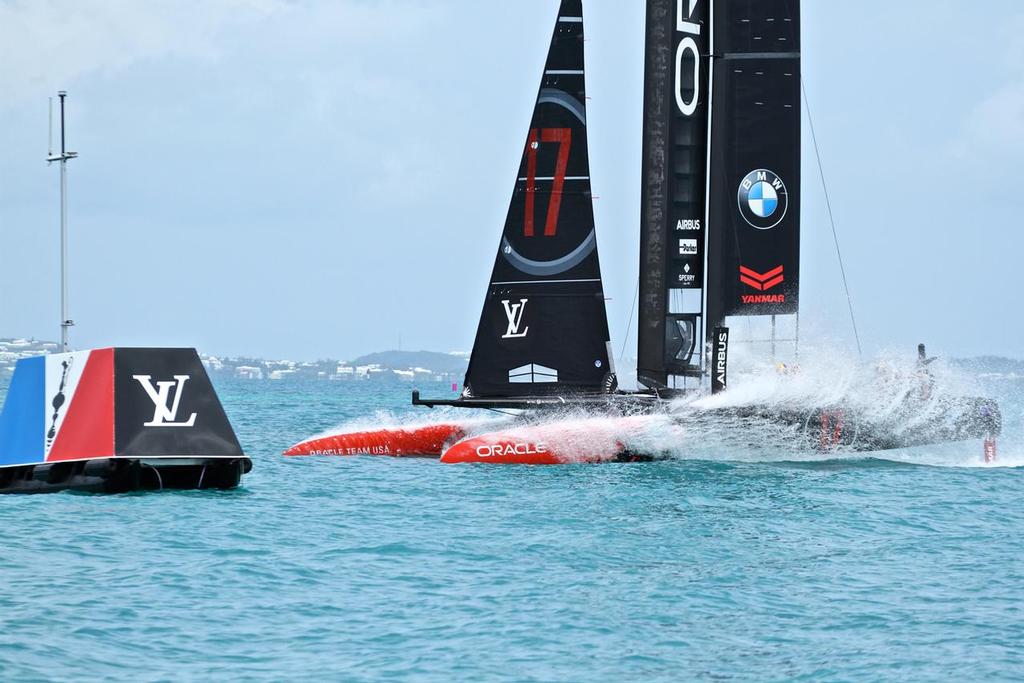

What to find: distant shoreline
left=0, top=339, right=468, bottom=383
left=3, top=338, right=1022, bottom=383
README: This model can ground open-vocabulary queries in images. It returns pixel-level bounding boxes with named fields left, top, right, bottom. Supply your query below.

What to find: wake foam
left=467, top=347, right=1009, bottom=468
left=675, top=346, right=1000, bottom=460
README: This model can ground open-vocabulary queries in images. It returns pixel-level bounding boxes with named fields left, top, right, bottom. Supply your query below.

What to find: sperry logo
left=133, top=375, right=197, bottom=427
left=501, top=299, right=530, bottom=339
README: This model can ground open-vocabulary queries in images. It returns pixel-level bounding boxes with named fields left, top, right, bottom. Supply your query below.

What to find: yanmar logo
left=740, top=266, right=786, bottom=305
left=476, top=443, right=548, bottom=459
left=740, top=265, right=784, bottom=291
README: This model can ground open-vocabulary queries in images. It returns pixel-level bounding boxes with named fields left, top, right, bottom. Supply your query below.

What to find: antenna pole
left=60, top=91, right=69, bottom=352
left=47, top=91, right=78, bottom=352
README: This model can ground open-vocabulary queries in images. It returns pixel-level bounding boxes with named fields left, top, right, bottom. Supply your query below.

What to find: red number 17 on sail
left=524, top=128, right=572, bottom=238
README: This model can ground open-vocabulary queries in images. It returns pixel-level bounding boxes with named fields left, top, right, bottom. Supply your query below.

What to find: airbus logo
left=715, top=330, right=729, bottom=388
left=133, top=375, right=197, bottom=427
left=737, top=169, right=788, bottom=230
left=501, top=299, right=529, bottom=339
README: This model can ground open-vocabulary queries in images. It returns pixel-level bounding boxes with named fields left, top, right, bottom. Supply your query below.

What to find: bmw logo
left=737, top=169, right=788, bottom=230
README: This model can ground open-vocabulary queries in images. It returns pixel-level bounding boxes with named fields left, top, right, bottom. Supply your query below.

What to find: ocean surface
left=0, top=368, right=1023, bottom=681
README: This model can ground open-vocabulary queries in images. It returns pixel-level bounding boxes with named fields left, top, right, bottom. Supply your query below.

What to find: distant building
left=270, top=369, right=297, bottom=380
left=235, top=366, right=264, bottom=380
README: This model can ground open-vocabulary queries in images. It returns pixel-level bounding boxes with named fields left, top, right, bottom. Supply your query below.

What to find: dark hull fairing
left=704, top=396, right=1002, bottom=453
left=0, top=457, right=252, bottom=495
left=414, top=390, right=1002, bottom=459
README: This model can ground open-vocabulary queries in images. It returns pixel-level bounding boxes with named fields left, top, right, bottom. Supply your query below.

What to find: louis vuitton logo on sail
left=501, top=299, right=530, bottom=339
left=132, top=375, right=198, bottom=427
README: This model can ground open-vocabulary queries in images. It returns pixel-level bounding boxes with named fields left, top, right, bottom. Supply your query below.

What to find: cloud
left=959, top=81, right=1024, bottom=155
left=0, top=0, right=456, bottom=202
left=950, top=12, right=1024, bottom=161
left=0, top=0, right=444, bottom=109
left=0, top=0, right=291, bottom=107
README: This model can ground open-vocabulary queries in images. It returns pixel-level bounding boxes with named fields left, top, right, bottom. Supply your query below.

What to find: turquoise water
left=0, top=376, right=1023, bottom=681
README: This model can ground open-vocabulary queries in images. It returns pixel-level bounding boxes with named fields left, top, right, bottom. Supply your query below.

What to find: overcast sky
left=1, top=1, right=1022, bottom=361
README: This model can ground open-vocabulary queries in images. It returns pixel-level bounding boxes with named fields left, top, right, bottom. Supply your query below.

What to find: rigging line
left=801, top=76, right=863, bottom=359
left=483, top=408, right=520, bottom=417
left=619, top=277, right=641, bottom=363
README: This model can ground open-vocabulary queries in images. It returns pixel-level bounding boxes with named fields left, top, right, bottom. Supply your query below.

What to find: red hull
left=442, top=437, right=569, bottom=465
left=441, top=416, right=654, bottom=465
left=284, top=424, right=466, bottom=458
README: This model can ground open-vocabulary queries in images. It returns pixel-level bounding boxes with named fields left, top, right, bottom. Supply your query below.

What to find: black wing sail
left=706, top=0, right=801, bottom=324
left=463, top=0, right=615, bottom=399
left=637, top=0, right=713, bottom=390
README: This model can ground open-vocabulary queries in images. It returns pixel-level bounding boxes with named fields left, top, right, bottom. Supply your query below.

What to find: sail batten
left=463, top=0, right=614, bottom=399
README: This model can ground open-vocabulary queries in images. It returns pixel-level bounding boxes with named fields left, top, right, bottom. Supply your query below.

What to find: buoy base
left=0, top=457, right=252, bottom=495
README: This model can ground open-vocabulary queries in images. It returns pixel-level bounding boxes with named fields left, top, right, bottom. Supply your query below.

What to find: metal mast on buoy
left=46, top=91, right=78, bottom=352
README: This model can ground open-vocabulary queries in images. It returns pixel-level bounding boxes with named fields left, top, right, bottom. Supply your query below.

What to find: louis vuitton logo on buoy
left=132, top=375, right=197, bottom=427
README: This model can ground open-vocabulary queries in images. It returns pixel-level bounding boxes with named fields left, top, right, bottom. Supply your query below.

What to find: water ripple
left=0, top=377, right=1021, bottom=680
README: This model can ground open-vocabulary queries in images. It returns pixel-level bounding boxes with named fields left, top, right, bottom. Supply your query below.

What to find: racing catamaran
left=286, top=0, right=1000, bottom=463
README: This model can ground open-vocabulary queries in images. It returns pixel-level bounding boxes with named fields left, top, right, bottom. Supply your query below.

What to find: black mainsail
left=463, top=0, right=615, bottom=399
left=638, top=0, right=801, bottom=390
